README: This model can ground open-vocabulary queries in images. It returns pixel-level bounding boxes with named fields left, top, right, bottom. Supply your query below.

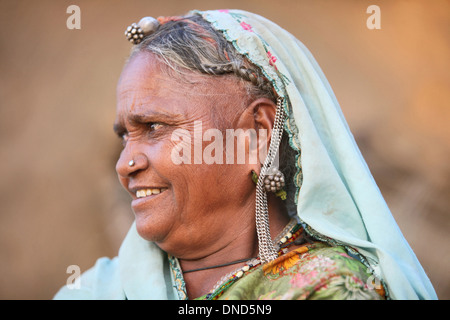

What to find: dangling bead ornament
left=263, top=167, right=285, bottom=193
left=251, top=169, right=287, bottom=200
left=125, top=17, right=160, bottom=44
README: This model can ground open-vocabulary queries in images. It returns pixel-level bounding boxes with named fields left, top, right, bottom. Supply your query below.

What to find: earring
left=263, top=167, right=285, bottom=194
left=251, top=169, right=287, bottom=200
left=254, top=96, right=287, bottom=264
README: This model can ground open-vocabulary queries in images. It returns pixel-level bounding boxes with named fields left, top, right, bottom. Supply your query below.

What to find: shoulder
left=53, top=256, right=125, bottom=300
left=264, top=242, right=385, bottom=300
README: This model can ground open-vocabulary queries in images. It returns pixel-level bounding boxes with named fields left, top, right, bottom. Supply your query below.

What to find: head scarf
left=54, top=9, right=437, bottom=300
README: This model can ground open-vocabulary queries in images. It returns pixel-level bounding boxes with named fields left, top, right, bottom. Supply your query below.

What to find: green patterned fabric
left=195, top=243, right=384, bottom=300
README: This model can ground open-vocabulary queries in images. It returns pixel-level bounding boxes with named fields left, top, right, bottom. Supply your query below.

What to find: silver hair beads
left=125, top=17, right=160, bottom=44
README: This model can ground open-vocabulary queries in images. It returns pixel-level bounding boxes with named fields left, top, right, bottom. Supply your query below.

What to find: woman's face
left=114, top=53, right=256, bottom=258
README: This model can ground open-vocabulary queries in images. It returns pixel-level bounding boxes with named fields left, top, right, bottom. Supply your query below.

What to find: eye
left=148, top=122, right=164, bottom=131
left=120, top=132, right=129, bottom=147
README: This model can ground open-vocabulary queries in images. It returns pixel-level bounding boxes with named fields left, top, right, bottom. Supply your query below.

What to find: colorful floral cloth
left=193, top=242, right=385, bottom=300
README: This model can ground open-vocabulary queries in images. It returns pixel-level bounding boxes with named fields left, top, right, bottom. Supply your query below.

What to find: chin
left=134, top=214, right=170, bottom=243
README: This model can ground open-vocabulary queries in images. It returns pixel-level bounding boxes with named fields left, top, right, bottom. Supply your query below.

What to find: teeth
left=136, top=188, right=166, bottom=198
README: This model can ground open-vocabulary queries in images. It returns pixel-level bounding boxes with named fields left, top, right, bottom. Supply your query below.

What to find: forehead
left=115, top=53, right=245, bottom=124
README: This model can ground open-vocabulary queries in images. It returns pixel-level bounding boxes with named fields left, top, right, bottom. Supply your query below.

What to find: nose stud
left=128, top=160, right=135, bottom=167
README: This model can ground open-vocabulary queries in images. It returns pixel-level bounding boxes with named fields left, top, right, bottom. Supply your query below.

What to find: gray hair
left=129, top=14, right=298, bottom=210
left=130, top=15, right=276, bottom=101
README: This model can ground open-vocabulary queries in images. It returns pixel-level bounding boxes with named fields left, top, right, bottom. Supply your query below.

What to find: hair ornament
left=125, top=17, right=160, bottom=44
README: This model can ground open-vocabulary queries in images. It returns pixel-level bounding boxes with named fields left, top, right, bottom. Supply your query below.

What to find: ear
left=235, top=98, right=277, bottom=173
left=252, top=98, right=277, bottom=133
left=235, top=97, right=277, bottom=131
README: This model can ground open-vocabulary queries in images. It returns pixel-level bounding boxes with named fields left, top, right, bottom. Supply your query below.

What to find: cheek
left=147, top=133, right=250, bottom=205
left=146, top=139, right=192, bottom=195
left=147, top=141, right=174, bottom=175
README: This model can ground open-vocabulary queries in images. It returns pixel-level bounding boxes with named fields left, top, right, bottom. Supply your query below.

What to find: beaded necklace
left=202, top=218, right=303, bottom=300
left=168, top=218, right=303, bottom=300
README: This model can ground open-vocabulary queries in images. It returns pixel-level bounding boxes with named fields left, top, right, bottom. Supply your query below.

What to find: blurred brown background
left=0, top=0, right=448, bottom=299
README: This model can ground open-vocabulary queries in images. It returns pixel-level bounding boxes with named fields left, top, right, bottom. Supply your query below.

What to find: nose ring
left=128, top=160, right=135, bottom=167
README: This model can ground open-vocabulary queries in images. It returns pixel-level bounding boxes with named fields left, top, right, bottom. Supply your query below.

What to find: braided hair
left=130, top=15, right=276, bottom=102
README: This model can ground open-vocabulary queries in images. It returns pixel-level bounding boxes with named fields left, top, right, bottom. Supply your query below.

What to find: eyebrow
left=113, top=111, right=184, bottom=136
left=130, top=112, right=177, bottom=123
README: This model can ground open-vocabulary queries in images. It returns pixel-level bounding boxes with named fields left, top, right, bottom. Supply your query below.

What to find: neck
left=178, top=221, right=258, bottom=299
left=179, top=195, right=290, bottom=299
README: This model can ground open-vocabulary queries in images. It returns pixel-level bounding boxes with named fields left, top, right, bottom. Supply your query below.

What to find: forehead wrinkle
left=116, top=53, right=251, bottom=133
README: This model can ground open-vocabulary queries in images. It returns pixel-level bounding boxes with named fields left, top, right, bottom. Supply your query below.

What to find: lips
left=129, top=185, right=169, bottom=212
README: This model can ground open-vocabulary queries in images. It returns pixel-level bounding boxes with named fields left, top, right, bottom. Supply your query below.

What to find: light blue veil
left=54, top=9, right=437, bottom=300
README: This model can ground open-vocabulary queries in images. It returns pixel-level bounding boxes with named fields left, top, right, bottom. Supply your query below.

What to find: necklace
left=182, top=218, right=300, bottom=274
left=182, top=257, right=257, bottom=274
left=203, top=218, right=302, bottom=300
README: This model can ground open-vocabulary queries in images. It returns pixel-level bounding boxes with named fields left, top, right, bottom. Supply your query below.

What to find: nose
left=115, top=143, right=149, bottom=179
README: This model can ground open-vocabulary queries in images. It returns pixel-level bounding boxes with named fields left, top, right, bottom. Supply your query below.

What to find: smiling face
left=114, top=52, right=258, bottom=258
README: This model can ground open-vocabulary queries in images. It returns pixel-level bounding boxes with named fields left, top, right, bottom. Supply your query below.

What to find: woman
left=54, top=9, right=437, bottom=300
